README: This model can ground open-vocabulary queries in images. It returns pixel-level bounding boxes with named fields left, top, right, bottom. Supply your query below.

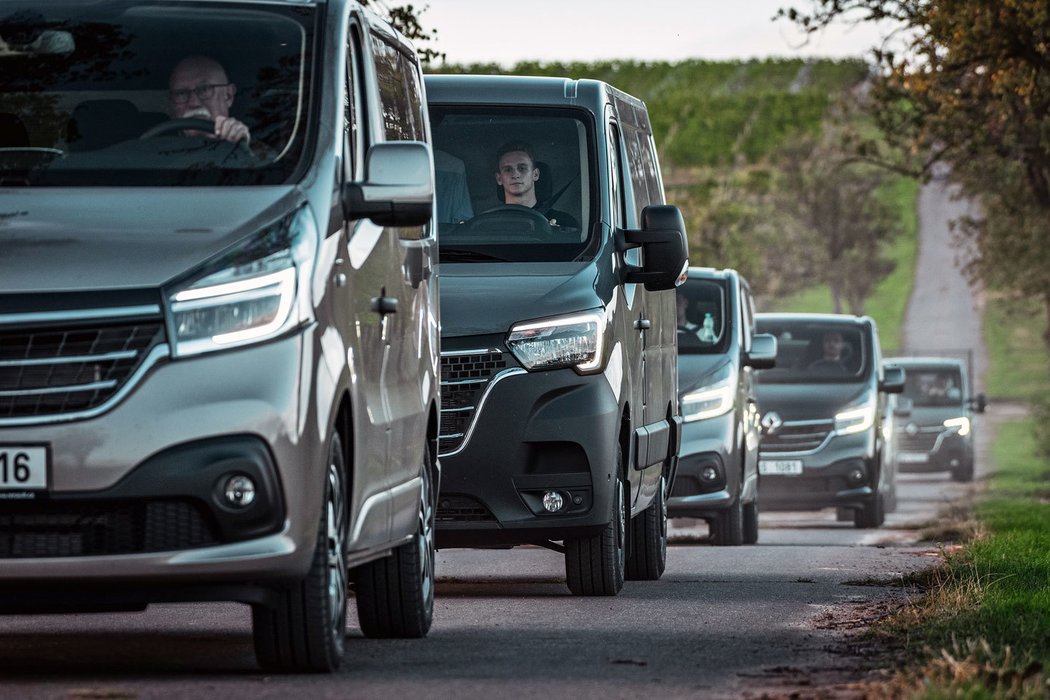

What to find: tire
left=951, top=460, right=975, bottom=482
left=252, top=433, right=348, bottom=673
left=742, top=500, right=759, bottom=545
left=711, top=499, right=744, bottom=546
left=853, top=492, right=886, bottom=529
left=625, top=475, right=667, bottom=580
left=354, top=446, right=436, bottom=639
left=565, top=465, right=626, bottom=597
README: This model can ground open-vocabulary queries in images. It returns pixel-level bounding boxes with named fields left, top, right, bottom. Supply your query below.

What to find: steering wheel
left=808, top=359, right=847, bottom=372
left=456, top=204, right=553, bottom=239
left=139, top=118, right=216, bottom=140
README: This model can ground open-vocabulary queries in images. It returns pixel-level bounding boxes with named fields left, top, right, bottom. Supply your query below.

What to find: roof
left=755, top=312, right=872, bottom=326
left=884, top=356, right=966, bottom=369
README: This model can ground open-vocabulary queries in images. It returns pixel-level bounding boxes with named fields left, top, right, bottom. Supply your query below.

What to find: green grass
left=983, top=296, right=1050, bottom=401
left=878, top=416, right=1050, bottom=698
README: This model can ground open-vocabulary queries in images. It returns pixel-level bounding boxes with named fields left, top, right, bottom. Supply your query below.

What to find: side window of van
left=624, top=127, right=651, bottom=217
left=372, top=35, right=411, bottom=141
left=343, top=27, right=364, bottom=180
left=400, top=54, right=426, bottom=141
left=636, top=131, right=663, bottom=205
left=740, top=285, right=755, bottom=352
left=607, top=123, right=626, bottom=229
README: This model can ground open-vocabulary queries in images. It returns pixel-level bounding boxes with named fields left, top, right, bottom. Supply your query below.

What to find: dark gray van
left=671, top=268, right=776, bottom=545
left=0, top=0, right=439, bottom=672
left=426, top=74, right=688, bottom=596
left=754, top=314, right=904, bottom=528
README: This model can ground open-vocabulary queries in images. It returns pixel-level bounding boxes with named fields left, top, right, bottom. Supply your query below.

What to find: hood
left=438, top=262, right=603, bottom=337
left=754, top=381, right=869, bottom=421
left=0, top=187, right=300, bottom=292
left=678, top=354, right=733, bottom=394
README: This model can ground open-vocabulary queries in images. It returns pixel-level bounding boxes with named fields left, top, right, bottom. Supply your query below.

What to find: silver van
left=0, top=0, right=438, bottom=672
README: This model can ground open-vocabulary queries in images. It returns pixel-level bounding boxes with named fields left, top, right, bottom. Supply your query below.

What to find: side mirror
left=880, top=365, right=905, bottom=394
left=617, top=204, right=689, bottom=291
left=970, top=392, right=987, bottom=414
left=745, top=333, right=777, bottom=369
left=342, top=141, right=433, bottom=227
left=893, top=396, right=913, bottom=418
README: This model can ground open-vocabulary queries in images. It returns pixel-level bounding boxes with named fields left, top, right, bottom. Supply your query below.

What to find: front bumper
left=0, top=332, right=323, bottom=587
left=896, top=431, right=973, bottom=473
left=668, top=411, right=738, bottom=518
left=758, top=430, right=876, bottom=511
left=437, top=364, right=621, bottom=548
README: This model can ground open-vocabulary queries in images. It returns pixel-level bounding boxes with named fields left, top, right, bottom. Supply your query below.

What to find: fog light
left=701, top=466, right=718, bottom=482
left=847, top=468, right=865, bottom=485
left=224, top=475, right=256, bottom=507
left=542, top=491, right=565, bottom=513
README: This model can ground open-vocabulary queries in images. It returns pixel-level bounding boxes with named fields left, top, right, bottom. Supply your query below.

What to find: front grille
left=439, top=350, right=508, bottom=454
left=761, top=419, right=834, bottom=454
left=436, top=495, right=496, bottom=523
left=0, top=499, right=219, bottom=558
left=898, top=428, right=944, bottom=452
left=0, top=320, right=164, bottom=420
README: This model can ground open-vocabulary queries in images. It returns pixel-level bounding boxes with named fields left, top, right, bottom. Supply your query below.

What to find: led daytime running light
left=943, top=416, right=971, bottom=436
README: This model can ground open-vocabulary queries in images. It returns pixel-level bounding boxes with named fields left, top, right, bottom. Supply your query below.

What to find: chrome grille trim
left=0, top=305, right=162, bottom=327
left=0, top=380, right=118, bottom=397
left=438, top=348, right=520, bottom=456
left=760, top=418, right=836, bottom=456
left=0, top=350, right=139, bottom=368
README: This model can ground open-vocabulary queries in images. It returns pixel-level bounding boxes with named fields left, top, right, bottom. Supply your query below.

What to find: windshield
left=676, top=278, right=729, bottom=354
left=755, top=319, right=871, bottom=384
left=902, top=367, right=964, bottom=407
left=430, top=106, right=597, bottom=263
left=0, top=1, right=315, bottom=186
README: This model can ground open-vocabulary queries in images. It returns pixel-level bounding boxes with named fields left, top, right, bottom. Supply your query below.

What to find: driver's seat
left=67, top=100, right=165, bottom=151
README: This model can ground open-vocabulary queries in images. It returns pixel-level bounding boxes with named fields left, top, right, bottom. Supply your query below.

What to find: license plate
left=759, top=459, right=804, bottom=475
left=897, top=452, right=929, bottom=464
left=0, top=445, right=49, bottom=490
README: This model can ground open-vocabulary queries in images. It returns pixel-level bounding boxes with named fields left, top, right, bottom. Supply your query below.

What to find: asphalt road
left=0, top=181, right=994, bottom=699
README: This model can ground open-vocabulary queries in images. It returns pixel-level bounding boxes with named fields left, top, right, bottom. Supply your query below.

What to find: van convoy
left=0, top=0, right=979, bottom=674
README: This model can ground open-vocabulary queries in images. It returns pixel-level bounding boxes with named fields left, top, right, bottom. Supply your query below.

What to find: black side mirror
left=880, top=365, right=905, bottom=394
left=617, top=204, right=689, bottom=291
left=342, top=141, right=434, bottom=228
left=745, top=333, right=777, bottom=369
left=970, top=392, right=987, bottom=414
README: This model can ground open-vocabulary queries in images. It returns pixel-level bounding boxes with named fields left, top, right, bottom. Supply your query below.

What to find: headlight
left=834, top=405, right=874, bottom=435
left=681, top=365, right=734, bottom=422
left=507, top=311, right=606, bottom=373
left=943, top=416, right=971, bottom=436
left=167, top=206, right=318, bottom=357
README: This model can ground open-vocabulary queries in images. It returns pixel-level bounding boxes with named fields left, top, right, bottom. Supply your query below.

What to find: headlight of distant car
left=167, top=205, right=318, bottom=357
left=943, top=416, right=971, bottom=436
left=507, top=311, right=607, bottom=373
left=834, top=404, right=875, bottom=435
left=681, top=364, right=734, bottom=422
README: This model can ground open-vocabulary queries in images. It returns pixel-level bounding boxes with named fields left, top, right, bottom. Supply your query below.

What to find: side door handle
left=634, top=318, right=651, bottom=330
left=371, top=296, right=399, bottom=315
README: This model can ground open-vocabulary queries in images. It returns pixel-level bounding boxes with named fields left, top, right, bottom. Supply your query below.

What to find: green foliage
left=983, top=296, right=1050, bottom=402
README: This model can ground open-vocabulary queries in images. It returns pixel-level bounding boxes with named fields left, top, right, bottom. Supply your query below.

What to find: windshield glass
left=0, top=1, right=315, bottom=186
left=676, top=278, right=729, bottom=354
left=755, top=318, right=871, bottom=384
left=902, top=367, right=964, bottom=407
left=430, top=106, right=597, bottom=262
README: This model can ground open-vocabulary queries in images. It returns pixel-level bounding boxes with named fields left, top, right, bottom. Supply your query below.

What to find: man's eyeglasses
left=170, top=83, right=231, bottom=104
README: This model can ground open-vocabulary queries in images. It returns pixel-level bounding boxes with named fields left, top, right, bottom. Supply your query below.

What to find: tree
left=783, top=0, right=1050, bottom=344
left=361, top=1, right=442, bottom=63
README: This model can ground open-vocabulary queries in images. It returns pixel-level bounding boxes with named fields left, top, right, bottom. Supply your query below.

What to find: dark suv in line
left=671, top=268, right=777, bottom=545
left=754, top=314, right=904, bottom=528
left=0, top=1, right=439, bottom=672
left=884, top=356, right=985, bottom=482
left=426, top=74, right=688, bottom=596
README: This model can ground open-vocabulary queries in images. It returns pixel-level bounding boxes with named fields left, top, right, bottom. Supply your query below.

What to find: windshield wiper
left=439, top=248, right=510, bottom=263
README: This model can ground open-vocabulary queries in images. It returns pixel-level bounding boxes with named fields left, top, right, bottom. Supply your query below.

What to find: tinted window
left=0, top=1, right=316, bottom=186
left=755, top=319, right=872, bottom=383
left=430, top=105, right=596, bottom=263
left=902, top=367, right=964, bottom=407
left=677, top=279, right=729, bottom=354
left=372, top=35, right=411, bottom=141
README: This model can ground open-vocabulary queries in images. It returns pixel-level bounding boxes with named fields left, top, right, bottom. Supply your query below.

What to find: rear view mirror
left=745, top=333, right=777, bottom=369
left=342, top=141, right=434, bottom=227
left=880, top=365, right=905, bottom=394
left=618, top=205, right=689, bottom=292
left=970, top=392, right=987, bottom=414
left=893, top=396, right=913, bottom=418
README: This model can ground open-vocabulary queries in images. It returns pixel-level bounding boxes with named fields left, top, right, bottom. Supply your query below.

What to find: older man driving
left=168, top=55, right=251, bottom=144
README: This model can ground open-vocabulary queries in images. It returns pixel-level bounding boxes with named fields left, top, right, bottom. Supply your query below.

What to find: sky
left=420, top=0, right=896, bottom=66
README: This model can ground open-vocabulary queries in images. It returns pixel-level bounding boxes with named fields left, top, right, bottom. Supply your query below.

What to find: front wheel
left=565, top=468, right=626, bottom=596
left=951, top=460, right=975, bottom=482
left=711, top=499, right=744, bottom=546
left=354, top=447, right=436, bottom=638
left=252, top=433, right=348, bottom=672
left=854, top=492, right=886, bottom=529
left=742, top=500, right=759, bottom=545
left=625, top=475, right=667, bottom=580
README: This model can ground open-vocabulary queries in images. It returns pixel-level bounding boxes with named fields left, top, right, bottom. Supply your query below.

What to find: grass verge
left=983, top=295, right=1050, bottom=402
